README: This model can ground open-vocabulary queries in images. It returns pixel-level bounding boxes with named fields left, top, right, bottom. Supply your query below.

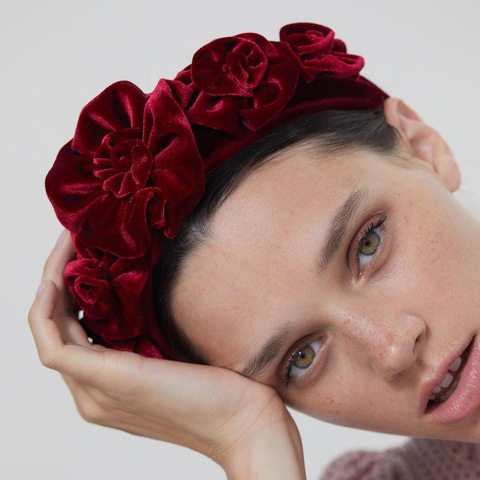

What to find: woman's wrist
left=219, top=415, right=306, bottom=480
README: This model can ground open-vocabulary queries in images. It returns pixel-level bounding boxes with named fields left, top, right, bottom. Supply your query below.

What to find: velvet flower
left=60, top=233, right=172, bottom=358
left=64, top=249, right=149, bottom=339
left=280, top=23, right=364, bottom=81
left=46, top=79, right=205, bottom=259
left=176, top=32, right=300, bottom=135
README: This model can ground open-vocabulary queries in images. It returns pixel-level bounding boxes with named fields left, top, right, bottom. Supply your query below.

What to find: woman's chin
left=431, top=409, right=480, bottom=443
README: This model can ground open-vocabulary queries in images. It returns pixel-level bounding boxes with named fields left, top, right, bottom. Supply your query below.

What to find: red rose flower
left=280, top=23, right=364, bottom=81
left=192, top=36, right=268, bottom=96
left=46, top=79, right=205, bottom=258
left=178, top=33, right=299, bottom=135
left=94, top=132, right=153, bottom=198
left=64, top=249, right=150, bottom=340
left=280, top=23, right=336, bottom=58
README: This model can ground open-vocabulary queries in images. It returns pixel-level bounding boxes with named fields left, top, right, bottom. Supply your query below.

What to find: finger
left=42, top=230, right=76, bottom=312
left=57, top=314, right=92, bottom=348
left=30, top=281, right=176, bottom=387
left=28, top=279, right=65, bottom=367
left=28, top=279, right=91, bottom=368
left=42, top=230, right=75, bottom=279
left=30, top=272, right=91, bottom=350
left=29, top=290, right=117, bottom=382
left=31, top=283, right=173, bottom=388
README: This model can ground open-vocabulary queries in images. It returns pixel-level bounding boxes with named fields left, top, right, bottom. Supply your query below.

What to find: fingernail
left=56, top=230, right=67, bottom=245
left=37, top=280, right=47, bottom=296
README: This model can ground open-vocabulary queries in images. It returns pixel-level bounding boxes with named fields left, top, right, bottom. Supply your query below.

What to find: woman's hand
left=28, top=231, right=306, bottom=479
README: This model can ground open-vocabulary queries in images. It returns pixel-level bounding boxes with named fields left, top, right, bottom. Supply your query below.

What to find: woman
left=29, top=23, right=480, bottom=478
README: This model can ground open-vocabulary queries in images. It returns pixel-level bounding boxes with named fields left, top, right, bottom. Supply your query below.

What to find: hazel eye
left=355, top=217, right=386, bottom=269
left=293, top=345, right=315, bottom=369
left=285, top=339, right=323, bottom=384
left=359, top=230, right=380, bottom=256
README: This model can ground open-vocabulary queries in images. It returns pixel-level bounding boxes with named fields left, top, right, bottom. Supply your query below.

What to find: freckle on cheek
left=323, top=396, right=334, bottom=405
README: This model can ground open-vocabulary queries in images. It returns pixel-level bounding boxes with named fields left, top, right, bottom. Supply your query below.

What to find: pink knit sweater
left=321, top=438, right=480, bottom=479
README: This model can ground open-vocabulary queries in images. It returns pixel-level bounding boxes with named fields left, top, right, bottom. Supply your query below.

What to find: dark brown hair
left=152, top=107, right=400, bottom=363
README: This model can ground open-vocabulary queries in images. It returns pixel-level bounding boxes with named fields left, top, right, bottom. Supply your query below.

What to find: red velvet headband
left=46, top=22, right=389, bottom=359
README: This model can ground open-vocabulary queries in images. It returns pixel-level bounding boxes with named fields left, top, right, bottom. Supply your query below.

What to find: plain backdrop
left=1, top=0, right=479, bottom=478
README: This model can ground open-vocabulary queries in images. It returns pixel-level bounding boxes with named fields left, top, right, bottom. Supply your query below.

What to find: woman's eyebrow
left=239, top=185, right=370, bottom=380
left=316, top=185, right=370, bottom=274
left=240, top=325, right=292, bottom=378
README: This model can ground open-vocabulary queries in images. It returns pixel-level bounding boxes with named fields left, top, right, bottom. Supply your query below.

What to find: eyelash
left=282, top=215, right=388, bottom=387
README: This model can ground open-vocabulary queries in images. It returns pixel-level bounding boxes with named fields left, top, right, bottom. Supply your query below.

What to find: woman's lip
left=420, top=337, right=472, bottom=416
left=424, top=336, right=480, bottom=425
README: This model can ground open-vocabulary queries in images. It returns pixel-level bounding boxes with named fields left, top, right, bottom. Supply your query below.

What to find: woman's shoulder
left=320, top=438, right=480, bottom=480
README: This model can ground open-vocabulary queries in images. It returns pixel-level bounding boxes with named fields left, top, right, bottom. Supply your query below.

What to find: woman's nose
left=357, top=312, right=426, bottom=380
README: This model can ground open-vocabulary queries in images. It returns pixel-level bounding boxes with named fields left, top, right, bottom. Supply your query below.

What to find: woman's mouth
left=425, top=336, right=480, bottom=424
left=428, top=349, right=468, bottom=404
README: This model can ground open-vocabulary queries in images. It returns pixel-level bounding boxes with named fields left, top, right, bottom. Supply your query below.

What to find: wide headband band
left=46, top=22, right=388, bottom=359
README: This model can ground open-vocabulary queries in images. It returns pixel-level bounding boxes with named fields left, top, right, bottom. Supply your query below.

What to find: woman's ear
left=383, top=98, right=461, bottom=192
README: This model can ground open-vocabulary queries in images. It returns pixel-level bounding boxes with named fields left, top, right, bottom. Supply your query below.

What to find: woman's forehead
left=204, top=147, right=388, bottom=256
left=171, top=147, right=390, bottom=367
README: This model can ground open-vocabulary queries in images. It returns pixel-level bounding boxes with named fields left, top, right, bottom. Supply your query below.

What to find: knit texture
left=321, top=438, right=480, bottom=479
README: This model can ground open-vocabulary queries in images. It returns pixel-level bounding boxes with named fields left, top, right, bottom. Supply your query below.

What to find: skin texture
left=172, top=98, right=480, bottom=442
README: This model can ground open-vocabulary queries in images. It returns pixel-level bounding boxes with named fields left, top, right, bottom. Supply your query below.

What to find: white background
left=1, top=0, right=479, bottom=478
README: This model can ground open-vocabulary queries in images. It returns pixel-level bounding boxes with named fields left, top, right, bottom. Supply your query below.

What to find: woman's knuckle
left=39, top=349, right=58, bottom=369
left=78, top=402, right=104, bottom=424
left=27, top=307, right=35, bottom=327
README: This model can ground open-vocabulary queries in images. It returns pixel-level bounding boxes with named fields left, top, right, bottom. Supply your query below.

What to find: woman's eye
left=356, top=217, right=386, bottom=268
left=293, top=345, right=315, bottom=368
left=284, top=339, right=323, bottom=386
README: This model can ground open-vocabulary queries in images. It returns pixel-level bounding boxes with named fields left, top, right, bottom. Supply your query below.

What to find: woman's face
left=172, top=143, right=480, bottom=442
